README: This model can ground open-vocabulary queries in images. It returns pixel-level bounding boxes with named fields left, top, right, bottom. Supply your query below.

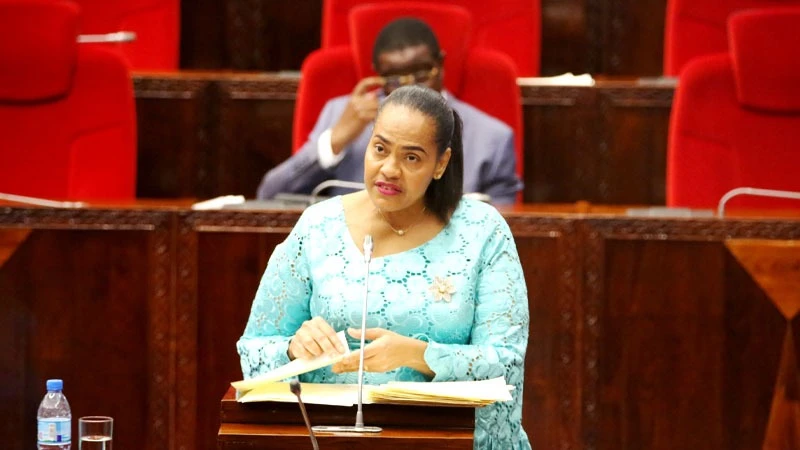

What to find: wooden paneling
left=215, top=77, right=298, bottom=197
left=194, top=233, right=285, bottom=450
left=133, top=76, right=215, bottom=198
left=581, top=217, right=800, bottom=450
left=218, top=423, right=474, bottom=449
left=134, top=73, right=298, bottom=200
left=0, top=209, right=175, bottom=450
left=586, top=0, right=668, bottom=75
left=594, top=83, right=673, bottom=203
left=541, top=0, right=591, bottom=75
left=5, top=204, right=798, bottom=449
left=178, top=0, right=668, bottom=76
left=510, top=217, right=582, bottom=450
left=134, top=74, right=673, bottom=205
left=182, top=209, right=300, bottom=450
left=179, top=0, right=322, bottom=71
left=520, top=79, right=674, bottom=204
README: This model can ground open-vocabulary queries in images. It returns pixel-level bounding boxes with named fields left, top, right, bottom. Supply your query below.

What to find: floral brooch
left=429, top=276, right=456, bottom=302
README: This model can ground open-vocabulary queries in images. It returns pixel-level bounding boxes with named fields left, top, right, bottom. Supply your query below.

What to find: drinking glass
left=79, top=416, right=113, bottom=450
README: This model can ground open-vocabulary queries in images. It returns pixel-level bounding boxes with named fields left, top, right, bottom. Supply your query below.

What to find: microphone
left=309, top=180, right=365, bottom=204
left=354, top=235, right=373, bottom=428
left=312, top=235, right=382, bottom=433
left=290, top=380, right=320, bottom=450
left=717, top=187, right=800, bottom=217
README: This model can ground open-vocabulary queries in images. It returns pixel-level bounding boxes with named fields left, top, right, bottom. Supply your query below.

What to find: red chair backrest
left=322, top=0, right=540, bottom=76
left=663, top=0, right=800, bottom=76
left=667, top=7, right=800, bottom=209
left=293, top=3, right=523, bottom=180
left=0, top=0, right=137, bottom=200
left=292, top=46, right=359, bottom=156
left=72, top=0, right=180, bottom=70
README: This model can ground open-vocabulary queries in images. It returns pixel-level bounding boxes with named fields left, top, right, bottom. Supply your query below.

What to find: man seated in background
left=256, top=18, right=522, bottom=204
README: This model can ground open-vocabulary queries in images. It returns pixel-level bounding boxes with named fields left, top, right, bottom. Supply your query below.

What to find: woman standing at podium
left=238, top=85, right=531, bottom=449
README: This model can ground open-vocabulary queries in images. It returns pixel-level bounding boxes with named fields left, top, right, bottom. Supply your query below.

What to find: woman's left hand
left=331, top=327, right=433, bottom=377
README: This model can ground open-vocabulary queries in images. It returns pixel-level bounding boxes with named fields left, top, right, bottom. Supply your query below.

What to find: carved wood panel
left=133, top=76, right=215, bottom=198
left=7, top=204, right=798, bottom=450
left=184, top=210, right=299, bottom=450
left=215, top=76, right=298, bottom=199
left=582, top=218, right=800, bottom=450
left=520, top=82, right=673, bottom=204
left=595, top=85, right=673, bottom=204
left=0, top=208, right=175, bottom=450
left=509, top=216, right=583, bottom=450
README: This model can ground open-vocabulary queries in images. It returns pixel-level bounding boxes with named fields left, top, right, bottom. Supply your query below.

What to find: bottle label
left=38, top=418, right=71, bottom=444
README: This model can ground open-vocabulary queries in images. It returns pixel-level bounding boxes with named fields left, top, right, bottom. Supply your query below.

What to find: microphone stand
left=313, top=235, right=382, bottom=433
left=290, top=380, right=320, bottom=450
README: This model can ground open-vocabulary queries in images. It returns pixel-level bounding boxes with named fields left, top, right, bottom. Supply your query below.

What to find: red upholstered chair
left=666, top=7, right=800, bottom=210
left=663, top=0, right=800, bottom=76
left=0, top=0, right=137, bottom=200
left=293, top=3, right=523, bottom=181
left=72, top=0, right=180, bottom=70
left=322, top=0, right=540, bottom=76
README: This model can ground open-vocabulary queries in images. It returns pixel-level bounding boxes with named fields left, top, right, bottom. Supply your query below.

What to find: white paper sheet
left=231, top=331, right=350, bottom=392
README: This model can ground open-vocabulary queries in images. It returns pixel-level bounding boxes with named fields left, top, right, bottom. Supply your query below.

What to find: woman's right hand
left=287, top=316, right=347, bottom=360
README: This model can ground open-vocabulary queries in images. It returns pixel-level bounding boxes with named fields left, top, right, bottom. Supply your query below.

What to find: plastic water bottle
left=37, top=379, right=72, bottom=450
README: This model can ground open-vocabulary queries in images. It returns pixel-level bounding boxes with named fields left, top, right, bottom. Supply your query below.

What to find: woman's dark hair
left=379, top=85, right=464, bottom=223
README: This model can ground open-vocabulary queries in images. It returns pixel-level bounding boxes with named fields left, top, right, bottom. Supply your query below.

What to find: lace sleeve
left=236, top=215, right=313, bottom=379
left=423, top=217, right=529, bottom=382
left=423, top=217, right=530, bottom=448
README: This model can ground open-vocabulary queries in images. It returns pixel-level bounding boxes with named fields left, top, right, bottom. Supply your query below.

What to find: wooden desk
left=217, top=387, right=474, bottom=449
left=134, top=73, right=673, bottom=205
left=218, top=423, right=473, bottom=449
left=3, top=202, right=799, bottom=450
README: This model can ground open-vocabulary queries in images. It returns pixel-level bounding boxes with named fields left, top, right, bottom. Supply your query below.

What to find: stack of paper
left=230, top=330, right=513, bottom=407
left=368, top=377, right=513, bottom=407
left=517, top=72, right=595, bottom=86
left=237, top=382, right=368, bottom=406
left=232, top=377, right=513, bottom=407
left=191, top=195, right=245, bottom=210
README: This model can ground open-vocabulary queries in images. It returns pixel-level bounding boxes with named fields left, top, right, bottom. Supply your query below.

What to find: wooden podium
left=217, top=387, right=475, bottom=449
left=726, top=239, right=800, bottom=450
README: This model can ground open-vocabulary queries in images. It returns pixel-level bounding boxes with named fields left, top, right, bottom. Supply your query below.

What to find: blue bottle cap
left=46, top=379, right=63, bottom=391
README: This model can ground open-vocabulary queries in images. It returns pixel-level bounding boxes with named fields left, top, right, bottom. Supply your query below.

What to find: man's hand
left=330, top=77, right=385, bottom=155
left=331, top=327, right=433, bottom=377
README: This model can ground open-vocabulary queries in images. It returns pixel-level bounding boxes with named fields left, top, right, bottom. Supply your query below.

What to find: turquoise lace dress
left=237, top=196, right=531, bottom=449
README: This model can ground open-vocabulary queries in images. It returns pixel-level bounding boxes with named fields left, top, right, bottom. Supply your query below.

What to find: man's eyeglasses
left=382, top=67, right=440, bottom=91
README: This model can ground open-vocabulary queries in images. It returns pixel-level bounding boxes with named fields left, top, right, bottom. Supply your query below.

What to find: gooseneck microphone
left=355, top=235, right=373, bottom=429
left=309, top=180, right=366, bottom=204
left=290, top=380, right=320, bottom=450
left=312, top=235, right=382, bottom=433
left=717, top=187, right=800, bottom=217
